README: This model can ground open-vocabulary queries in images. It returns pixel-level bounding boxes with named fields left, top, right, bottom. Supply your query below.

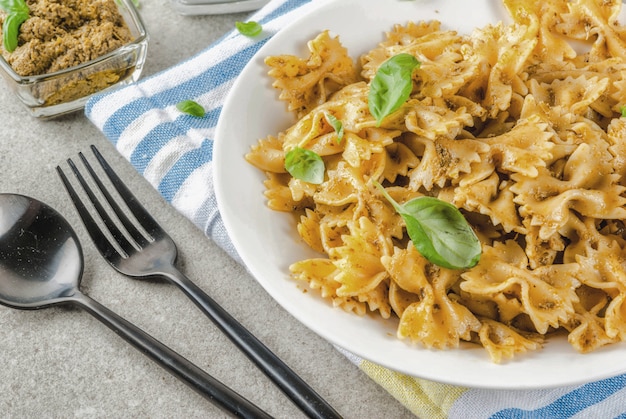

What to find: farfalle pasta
left=245, top=0, right=626, bottom=362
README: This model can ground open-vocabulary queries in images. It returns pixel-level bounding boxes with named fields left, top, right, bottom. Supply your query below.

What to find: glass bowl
left=0, top=0, right=149, bottom=118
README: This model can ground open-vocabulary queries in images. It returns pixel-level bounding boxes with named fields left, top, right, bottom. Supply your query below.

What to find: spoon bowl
left=0, top=194, right=81, bottom=308
left=0, top=193, right=272, bottom=418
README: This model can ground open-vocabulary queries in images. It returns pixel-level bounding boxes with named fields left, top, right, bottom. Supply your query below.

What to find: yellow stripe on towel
left=360, top=359, right=468, bottom=418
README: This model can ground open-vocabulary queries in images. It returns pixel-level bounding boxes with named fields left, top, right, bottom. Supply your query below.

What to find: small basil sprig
left=0, top=0, right=29, bottom=53
left=236, top=21, right=262, bottom=37
left=374, top=181, right=481, bottom=269
left=324, top=112, right=344, bottom=143
left=176, top=100, right=205, bottom=117
left=368, top=53, right=420, bottom=126
left=285, top=147, right=325, bottom=184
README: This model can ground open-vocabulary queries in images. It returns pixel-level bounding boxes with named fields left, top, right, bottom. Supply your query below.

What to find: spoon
left=0, top=193, right=272, bottom=418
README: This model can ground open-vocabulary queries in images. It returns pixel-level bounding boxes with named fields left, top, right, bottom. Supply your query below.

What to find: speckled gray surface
left=0, top=1, right=413, bottom=418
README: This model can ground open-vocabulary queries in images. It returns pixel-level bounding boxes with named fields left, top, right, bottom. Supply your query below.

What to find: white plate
left=214, top=0, right=626, bottom=389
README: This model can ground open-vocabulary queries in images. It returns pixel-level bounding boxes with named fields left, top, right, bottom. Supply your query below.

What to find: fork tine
left=90, top=145, right=165, bottom=240
left=78, top=151, right=150, bottom=248
left=66, top=156, right=138, bottom=257
left=56, top=165, right=127, bottom=260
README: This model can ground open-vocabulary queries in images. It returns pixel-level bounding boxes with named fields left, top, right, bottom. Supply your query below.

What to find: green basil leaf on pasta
left=368, top=53, right=420, bottom=126
left=324, top=112, right=344, bottom=143
left=375, top=181, right=481, bottom=269
left=285, top=147, right=325, bottom=184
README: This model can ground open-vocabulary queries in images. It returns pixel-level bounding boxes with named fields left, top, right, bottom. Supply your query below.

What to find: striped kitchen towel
left=84, top=0, right=626, bottom=417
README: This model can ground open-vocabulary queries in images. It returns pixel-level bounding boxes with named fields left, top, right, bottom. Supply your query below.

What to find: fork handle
left=71, top=291, right=273, bottom=419
left=164, top=267, right=342, bottom=419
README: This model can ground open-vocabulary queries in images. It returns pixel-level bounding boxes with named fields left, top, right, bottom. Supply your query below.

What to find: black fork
left=57, top=145, right=342, bottom=419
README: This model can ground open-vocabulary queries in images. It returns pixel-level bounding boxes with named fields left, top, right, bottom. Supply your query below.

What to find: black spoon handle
left=72, top=291, right=273, bottom=419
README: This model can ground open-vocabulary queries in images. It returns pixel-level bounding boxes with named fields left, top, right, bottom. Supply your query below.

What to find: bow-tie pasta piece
left=265, top=30, right=359, bottom=119
left=451, top=173, right=523, bottom=235
left=461, top=241, right=581, bottom=334
left=477, top=319, right=543, bottom=364
left=407, top=135, right=487, bottom=191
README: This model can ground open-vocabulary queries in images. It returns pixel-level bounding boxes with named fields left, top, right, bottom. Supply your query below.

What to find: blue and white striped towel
left=85, top=0, right=626, bottom=417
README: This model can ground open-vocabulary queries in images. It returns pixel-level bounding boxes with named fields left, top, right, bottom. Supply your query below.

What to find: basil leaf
left=285, top=147, right=325, bottom=184
left=324, top=112, right=344, bottom=143
left=621, top=105, right=626, bottom=118
left=235, top=21, right=262, bottom=37
left=0, top=0, right=28, bottom=14
left=0, top=0, right=29, bottom=53
left=375, top=182, right=481, bottom=269
left=2, top=12, right=27, bottom=52
left=176, top=100, right=205, bottom=117
left=368, top=53, right=420, bottom=126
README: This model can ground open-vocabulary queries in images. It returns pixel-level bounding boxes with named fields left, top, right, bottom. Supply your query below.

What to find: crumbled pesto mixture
left=0, top=0, right=133, bottom=76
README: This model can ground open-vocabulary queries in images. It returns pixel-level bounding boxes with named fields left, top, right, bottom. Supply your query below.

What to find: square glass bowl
left=0, top=0, right=149, bottom=118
